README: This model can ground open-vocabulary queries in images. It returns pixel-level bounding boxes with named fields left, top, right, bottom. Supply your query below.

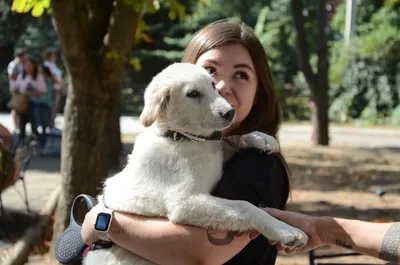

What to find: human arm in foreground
left=264, top=207, right=400, bottom=264
left=82, top=205, right=255, bottom=265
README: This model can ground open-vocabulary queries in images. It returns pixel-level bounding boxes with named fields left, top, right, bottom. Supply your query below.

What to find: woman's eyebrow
left=202, top=60, right=255, bottom=74
left=203, top=59, right=220, bottom=66
left=234, top=64, right=255, bottom=74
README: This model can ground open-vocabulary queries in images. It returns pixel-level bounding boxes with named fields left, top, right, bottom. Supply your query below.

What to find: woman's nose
left=216, top=79, right=232, bottom=95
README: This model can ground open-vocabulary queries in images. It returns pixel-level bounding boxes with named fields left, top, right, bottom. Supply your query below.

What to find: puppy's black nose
left=220, top=109, right=235, bottom=121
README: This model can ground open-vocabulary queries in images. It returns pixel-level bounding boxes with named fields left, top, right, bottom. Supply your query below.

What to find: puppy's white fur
left=84, top=63, right=307, bottom=265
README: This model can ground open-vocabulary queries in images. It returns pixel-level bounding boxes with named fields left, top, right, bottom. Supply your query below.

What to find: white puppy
left=84, top=63, right=307, bottom=265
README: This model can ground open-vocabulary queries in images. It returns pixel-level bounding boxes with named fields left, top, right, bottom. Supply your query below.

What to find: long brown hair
left=182, top=20, right=291, bottom=188
left=22, top=56, right=39, bottom=80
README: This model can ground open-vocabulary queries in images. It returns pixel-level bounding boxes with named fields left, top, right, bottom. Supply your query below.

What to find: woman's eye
left=205, top=67, right=216, bottom=75
left=186, top=90, right=201, bottom=98
left=235, top=71, right=249, bottom=80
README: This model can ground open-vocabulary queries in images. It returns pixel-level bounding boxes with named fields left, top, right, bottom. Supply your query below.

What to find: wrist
left=107, top=211, right=121, bottom=240
left=94, top=206, right=114, bottom=242
left=315, top=216, right=335, bottom=246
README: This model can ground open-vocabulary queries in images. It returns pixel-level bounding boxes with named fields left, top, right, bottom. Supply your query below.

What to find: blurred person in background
left=35, top=65, right=54, bottom=149
left=7, top=50, right=26, bottom=133
left=43, top=49, right=64, bottom=128
left=13, top=56, right=46, bottom=145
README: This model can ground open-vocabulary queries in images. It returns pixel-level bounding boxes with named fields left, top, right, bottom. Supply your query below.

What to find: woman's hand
left=262, top=207, right=330, bottom=254
left=81, top=204, right=103, bottom=245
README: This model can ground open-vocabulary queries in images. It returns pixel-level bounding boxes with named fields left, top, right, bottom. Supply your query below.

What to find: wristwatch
left=94, top=206, right=114, bottom=242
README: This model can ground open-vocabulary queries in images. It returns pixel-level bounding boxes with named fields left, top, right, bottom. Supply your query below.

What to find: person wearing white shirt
left=13, top=56, right=46, bottom=144
left=7, top=50, right=26, bottom=131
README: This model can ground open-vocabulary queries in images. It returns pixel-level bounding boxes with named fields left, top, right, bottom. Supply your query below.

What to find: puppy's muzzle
left=220, top=109, right=235, bottom=122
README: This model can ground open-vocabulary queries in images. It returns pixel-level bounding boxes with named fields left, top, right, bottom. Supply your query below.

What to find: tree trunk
left=313, top=91, right=329, bottom=145
left=291, top=0, right=330, bottom=146
left=50, top=67, right=114, bottom=255
left=108, top=87, right=122, bottom=171
left=48, top=1, right=140, bottom=258
left=314, top=0, right=330, bottom=146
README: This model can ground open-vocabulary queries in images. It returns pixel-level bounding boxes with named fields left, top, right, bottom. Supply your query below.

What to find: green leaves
left=12, top=0, right=50, bottom=17
left=146, top=0, right=161, bottom=14
left=166, top=0, right=185, bottom=20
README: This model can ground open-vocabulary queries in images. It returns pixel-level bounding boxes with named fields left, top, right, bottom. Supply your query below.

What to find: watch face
left=95, top=213, right=112, bottom=231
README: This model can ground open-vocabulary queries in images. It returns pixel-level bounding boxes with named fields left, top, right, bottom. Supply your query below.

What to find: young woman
left=82, top=20, right=291, bottom=265
left=13, top=56, right=46, bottom=144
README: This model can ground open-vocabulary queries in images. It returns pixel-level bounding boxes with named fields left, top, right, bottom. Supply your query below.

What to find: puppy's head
left=139, top=63, right=235, bottom=136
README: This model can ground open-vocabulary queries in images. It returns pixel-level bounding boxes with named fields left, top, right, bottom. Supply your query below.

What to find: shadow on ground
left=0, top=208, right=39, bottom=245
left=284, top=144, right=400, bottom=193
left=24, top=155, right=61, bottom=173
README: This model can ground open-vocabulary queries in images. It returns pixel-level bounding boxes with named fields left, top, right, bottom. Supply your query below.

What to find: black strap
left=90, top=241, right=114, bottom=251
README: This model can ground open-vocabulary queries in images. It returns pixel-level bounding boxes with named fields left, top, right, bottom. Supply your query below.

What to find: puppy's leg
left=167, top=194, right=308, bottom=250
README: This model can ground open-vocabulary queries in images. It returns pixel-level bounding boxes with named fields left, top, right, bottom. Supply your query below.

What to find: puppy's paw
left=265, top=223, right=308, bottom=251
left=239, top=132, right=279, bottom=153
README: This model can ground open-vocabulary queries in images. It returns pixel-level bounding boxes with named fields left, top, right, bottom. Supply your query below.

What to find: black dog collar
left=161, top=130, right=222, bottom=142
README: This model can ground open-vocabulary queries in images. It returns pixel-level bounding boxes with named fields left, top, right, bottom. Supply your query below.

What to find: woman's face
left=195, top=44, right=258, bottom=135
left=24, top=60, right=35, bottom=74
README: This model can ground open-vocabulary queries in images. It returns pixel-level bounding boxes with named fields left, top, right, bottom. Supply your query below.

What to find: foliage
left=329, top=0, right=400, bottom=125
left=11, top=0, right=49, bottom=17
left=3, top=0, right=399, bottom=126
left=0, top=0, right=42, bottom=109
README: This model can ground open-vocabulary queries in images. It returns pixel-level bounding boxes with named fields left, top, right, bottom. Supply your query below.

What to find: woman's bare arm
left=82, top=205, right=255, bottom=265
left=327, top=218, right=399, bottom=264
left=264, top=208, right=400, bottom=264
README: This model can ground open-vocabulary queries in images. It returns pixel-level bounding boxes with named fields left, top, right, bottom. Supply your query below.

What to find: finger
left=235, top=231, right=245, bottom=237
left=268, top=240, right=278, bottom=245
left=249, top=231, right=260, bottom=240
left=276, top=246, right=287, bottom=255
left=284, top=247, right=299, bottom=255
left=262, top=207, right=282, bottom=218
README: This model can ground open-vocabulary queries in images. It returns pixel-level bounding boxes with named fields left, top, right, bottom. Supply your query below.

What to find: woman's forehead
left=196, top=44, right=255, bottom=68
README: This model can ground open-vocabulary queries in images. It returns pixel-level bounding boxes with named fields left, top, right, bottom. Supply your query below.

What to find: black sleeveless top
left=211, top=148, right=290, bottom=265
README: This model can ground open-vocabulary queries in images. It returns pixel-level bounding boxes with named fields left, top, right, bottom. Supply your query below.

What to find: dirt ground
left=275, top=142, right=400, bottom=265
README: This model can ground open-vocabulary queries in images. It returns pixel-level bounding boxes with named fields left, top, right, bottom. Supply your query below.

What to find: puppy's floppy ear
left=140, top=82, right=170, bottom=127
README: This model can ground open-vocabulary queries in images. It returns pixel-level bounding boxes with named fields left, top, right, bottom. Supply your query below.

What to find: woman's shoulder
left=223, top=148, right=288, bottom=185
left=214, top=148, right=290, bottom=209
left=227, top=148, right=286, bottom=171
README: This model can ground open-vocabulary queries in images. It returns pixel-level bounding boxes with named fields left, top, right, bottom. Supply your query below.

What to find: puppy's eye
left=187, top=90, right=201, bottom=98
left=211, top=81, right=216, bottom=90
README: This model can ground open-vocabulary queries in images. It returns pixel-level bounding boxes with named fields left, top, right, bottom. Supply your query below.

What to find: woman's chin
left=222, top=123, right=239, bottom=136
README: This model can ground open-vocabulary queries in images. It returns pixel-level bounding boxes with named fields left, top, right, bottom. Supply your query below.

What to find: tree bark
left=49, top=0, right=140, bottom=258
left=108, top=87, right=122, bottom=171
left=50, top=1, right=101, bottom=251
left=314, top=0, right=330, bottom=145
left=290, top=0, right=330, bottom=146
